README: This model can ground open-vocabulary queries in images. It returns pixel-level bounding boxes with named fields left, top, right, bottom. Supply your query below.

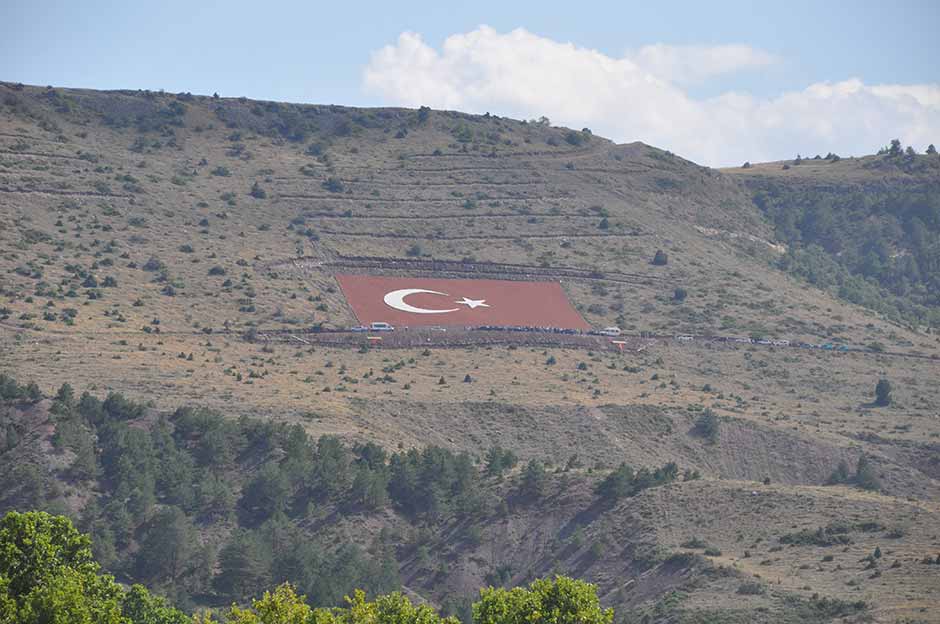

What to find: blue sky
left=3, top=0, right=939, bottom=165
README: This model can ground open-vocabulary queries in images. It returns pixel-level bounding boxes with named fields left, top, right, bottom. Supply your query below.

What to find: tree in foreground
left=474, top=576, right=613, bottom=624
left=0, top=510, right=124, bottom=623
left=0, top=510, right=188, bottom=624
left=2, top=509, right=615, bottom=624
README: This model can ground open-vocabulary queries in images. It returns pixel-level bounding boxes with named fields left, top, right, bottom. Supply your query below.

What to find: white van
left=599, top=327, right=622, bottom=336
left=369, top=322, right=394, bottom=331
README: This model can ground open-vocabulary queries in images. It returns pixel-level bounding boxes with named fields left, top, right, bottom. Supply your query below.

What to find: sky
left=2, top=0, right=939, bottom=166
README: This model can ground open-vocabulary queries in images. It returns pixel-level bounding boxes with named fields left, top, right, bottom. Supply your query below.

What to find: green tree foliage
left=0, top=374, right=634, bottom=614
left=0, top=374, right=26, bottom=400
left=484, top=446, right=518, bottom=479
left=594, top=462, right=678, bottom=502
left=855, top=456, right=881, bottom=492
left=135, top=507, right=197, bottom=583
left=0, top=511, right=125, bottom=624
left=314, top=588, right=459, bottom=624
left=215, top=529, right=274, bottom=602
left=122, top=583, right=191, bottom=624
left=827, top=460, right=851, bottom=485
left=519, top=460, right=547, bottom=500
left=54, top=382, right=75, bottom=411
left=753, top=180, right=940, bottom=327
left=474, top=576, right=613, bottom=624
left=594, top=463, right=634, bottom=500
left=387, top=446, right=480, bottom=519
left=350, top=464, right=390, bottom=511
left=242, top=462, right=291, bottom=523
left=2, top=507, right=615, bottom=624
left=828, top=456, right=882, bottom=492
left=693, top=409, right=720, bottom=444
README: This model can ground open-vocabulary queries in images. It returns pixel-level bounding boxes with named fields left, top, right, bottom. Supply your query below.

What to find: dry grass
left=1, top=83, right=939, bottom=621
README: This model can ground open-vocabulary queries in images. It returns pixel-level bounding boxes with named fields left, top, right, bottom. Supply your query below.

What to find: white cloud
left=362, top=27, right=940, bottom=167
left=633, top=43, right=777, bottom=85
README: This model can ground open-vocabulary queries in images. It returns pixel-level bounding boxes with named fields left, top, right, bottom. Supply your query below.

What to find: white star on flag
left=456, top=297, right=489, bottom=309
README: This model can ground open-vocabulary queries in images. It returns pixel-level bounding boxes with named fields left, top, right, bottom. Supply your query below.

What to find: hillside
left=1, top=82, right=940, bottom=623
left=723, top=152, right=940, bottom=328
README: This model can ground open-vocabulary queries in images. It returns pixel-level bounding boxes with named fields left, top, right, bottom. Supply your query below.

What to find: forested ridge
left=741, top=148, right=940, bottom=327
left=0, top=373, right=684, bottom=616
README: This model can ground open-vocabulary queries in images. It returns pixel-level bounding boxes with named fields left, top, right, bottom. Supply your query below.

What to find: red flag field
left=335, top=275, right=590, bottom=330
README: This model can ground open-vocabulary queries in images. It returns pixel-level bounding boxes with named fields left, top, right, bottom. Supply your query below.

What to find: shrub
left=737, top=581, right=764, bottom=595
left=484, top=446, right=518, bottom=478
left=828, top=460, right=851, bottom=484
left=694, top=409, right=720, bottom=444
left=519, top=460, right=547, bottom=499
left=855, top=456, right=881, bottom=491
left=322, top=177, right=344, bottom=193
left=249, top=181, right=266, bottom=199
left=142, top=256, right=165, bottom=272
left=874, top=378, right=892, bottom=406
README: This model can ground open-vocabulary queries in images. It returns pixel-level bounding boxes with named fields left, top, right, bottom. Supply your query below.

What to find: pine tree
left=520, top=460, right=547, bottom=499
left=855, top=456, right=881, bottom=491
left=875, top=378, right=892, bottom=406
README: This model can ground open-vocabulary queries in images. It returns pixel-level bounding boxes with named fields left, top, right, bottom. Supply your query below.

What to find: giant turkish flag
left=335, top=275, right=590, bottom=330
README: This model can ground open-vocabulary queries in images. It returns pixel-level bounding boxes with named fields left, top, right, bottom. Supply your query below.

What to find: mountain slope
left=1, top=82, right=939, bottom=622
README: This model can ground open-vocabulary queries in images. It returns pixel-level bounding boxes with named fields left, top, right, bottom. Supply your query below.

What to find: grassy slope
left=1, top=83, right=939, bottom=622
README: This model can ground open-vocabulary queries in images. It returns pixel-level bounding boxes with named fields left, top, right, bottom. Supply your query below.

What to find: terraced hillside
left=1, top=83, right=939, bottom=622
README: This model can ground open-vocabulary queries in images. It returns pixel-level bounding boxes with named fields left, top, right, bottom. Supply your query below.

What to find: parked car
left=349, top=326, right=369, bottom=332
left=369, top=322, right=394, bottom=331
left=598, top=326, right=622, bottom=336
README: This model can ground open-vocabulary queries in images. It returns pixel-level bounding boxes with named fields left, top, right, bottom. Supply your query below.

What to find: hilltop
left=1, top=82, right=939, bottom=622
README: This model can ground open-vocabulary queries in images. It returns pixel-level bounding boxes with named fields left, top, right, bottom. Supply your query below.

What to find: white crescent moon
left=383, top=289, right=460, bottom=314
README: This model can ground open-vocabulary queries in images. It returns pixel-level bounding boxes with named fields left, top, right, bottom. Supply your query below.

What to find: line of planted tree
left=0, top=373, right=688, bottom=614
